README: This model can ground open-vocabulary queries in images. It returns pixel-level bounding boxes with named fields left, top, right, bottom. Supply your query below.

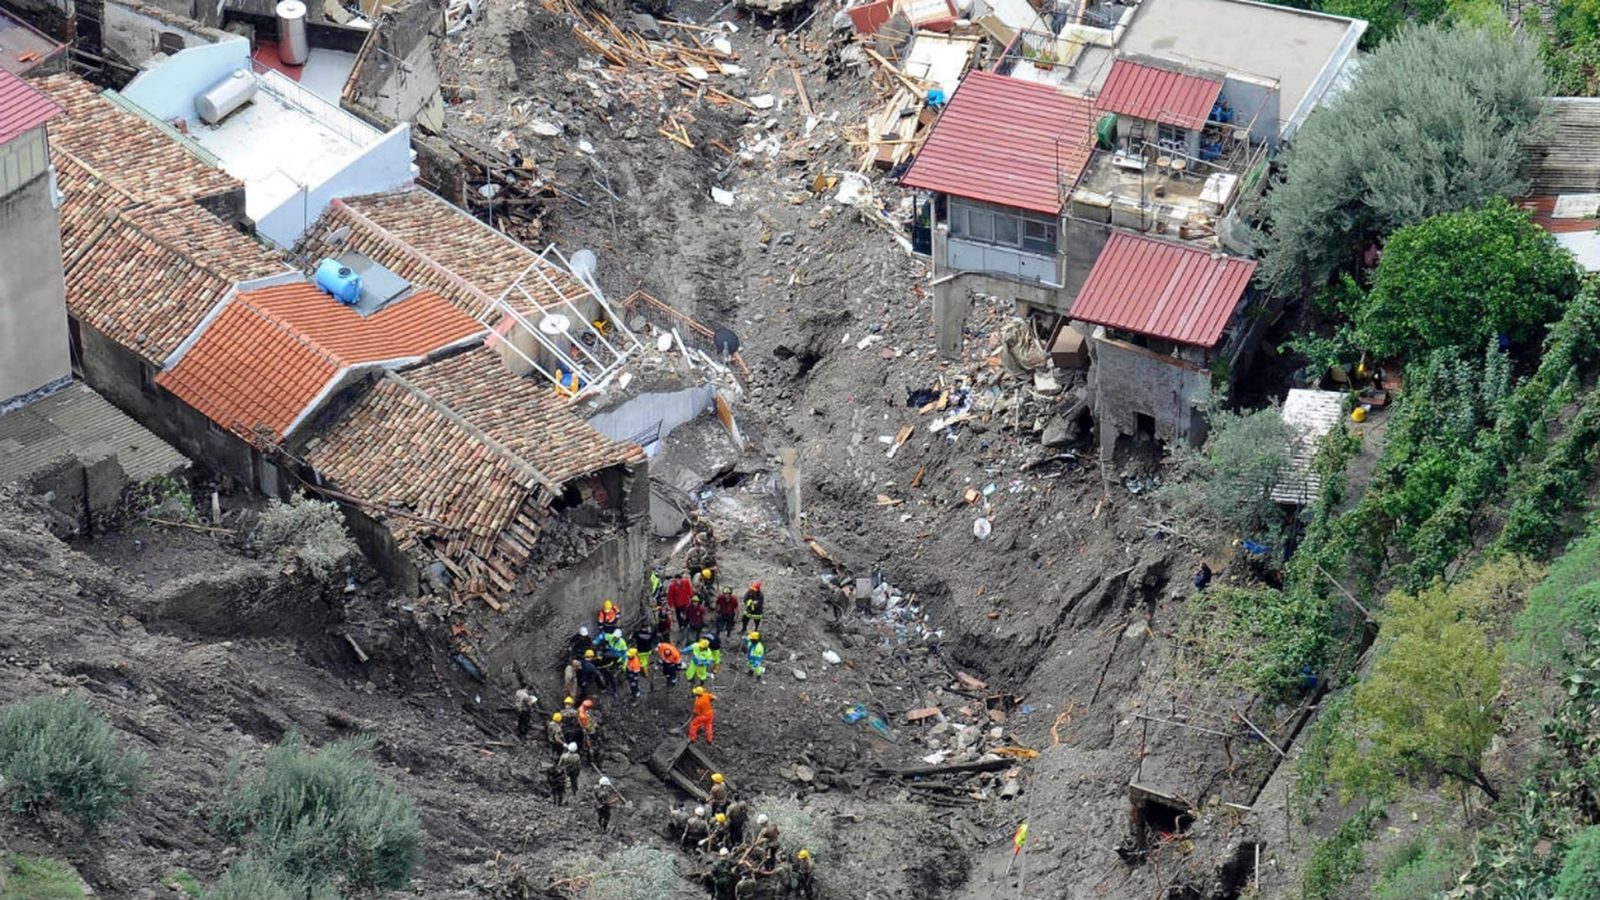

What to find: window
left=139, top=363, right=156, bottom=395
left=950, top=198, right=1057, bottom=257
left=966, top=206, right=993, bottom=241
left=1157, top=123, right=1187, bottom=151
left=1023, top=219, right=1057, bottom=256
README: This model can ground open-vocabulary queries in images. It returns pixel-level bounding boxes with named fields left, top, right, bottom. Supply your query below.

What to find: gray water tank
left=276, top=0, right=309, bottom=65
left=195, top=70, right=256, bottom=125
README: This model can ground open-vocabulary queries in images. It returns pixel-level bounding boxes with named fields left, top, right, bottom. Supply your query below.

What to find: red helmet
left=751, top=581, right=762, bottom=590
left=581, top=699, right=594, bottom=709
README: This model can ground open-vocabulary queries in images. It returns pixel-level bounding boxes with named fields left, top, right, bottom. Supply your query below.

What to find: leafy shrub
left=1157, top=404, right=1293, bottom=541
left=1557, top=827, right=1600, bottom=900
left=551, top=846, right=691, bottom=900
left=205, top=857, right=338, bottom=900
left=0, top=854, right=84, bottom=900
left=134, top=475, right=198, bottom=524
left=217, top=734, right=420, bottom=890
left=1302, top=802, right=1381, bottom=900
left=0, top=695, right=143, bottom=832
left=254, top=494, right=357, bottom=580
left=1292, top=692, right=1349, bottom=825
left=1371, top=830, right=1466, bottom=900
left=1516, top=524, right=1600, bottom=668
left=1175, top=585, right=1331, bottom=700
left=162, top=870, right=202, bottom=898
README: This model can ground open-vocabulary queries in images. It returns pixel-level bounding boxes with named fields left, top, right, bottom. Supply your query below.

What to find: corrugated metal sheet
left=0, top=68, right=62, bottom=147
left=1271, top=389, right=1346, bottom=505
left=1095, top=60, right=1221, bottom=130
left=900, top=70, right=1096, bottom=214
left=0, top=383, right=187, bottom=485
left=1069, top=232, right=1255, bottom=348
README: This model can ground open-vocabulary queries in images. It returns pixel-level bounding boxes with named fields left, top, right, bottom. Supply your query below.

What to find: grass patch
left=1302, top=802, right=1381, bottom=900
left=0, top=854, right=83, bottom=900
left=1371, top=829, right=1466, bottom=900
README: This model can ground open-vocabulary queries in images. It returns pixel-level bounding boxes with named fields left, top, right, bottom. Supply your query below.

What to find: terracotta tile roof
left=35, top=74, right=238, bottom=205
left=157, top=281, right=484, bottom=440
left=1095, top=59, right=1222, bottom=130
left=61, top=200, right=287, bottom=360
left=304, top=347, right=644, bottom=595
left=1070, top=232, right=1255, bottom=348
left=296, top=188, right=594, bottom=321
left=900, top=70, right=1096, bottom=214
left=0, top=67, right=62, bottom=146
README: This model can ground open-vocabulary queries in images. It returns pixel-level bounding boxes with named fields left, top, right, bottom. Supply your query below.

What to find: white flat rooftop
left=188, top=71, right=380, bottom=223
left=301, top=49, right=357, bottom=104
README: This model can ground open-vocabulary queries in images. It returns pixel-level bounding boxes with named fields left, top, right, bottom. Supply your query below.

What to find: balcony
left=1068, top=124, right=1267, bottom=242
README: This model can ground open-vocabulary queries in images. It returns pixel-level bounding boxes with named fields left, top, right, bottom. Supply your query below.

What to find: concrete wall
left=1221, top=74, right=1279, bottom=146
left=1090, top=329, right=1209, bottom=445
left=74, top=322, right=260, bottom=487
left=586, top=384, right=715, bottom=452
left=254, top=116, right=413, bottom=248
left=103, top=0, right=229, bottom=70
left=343, top=0, right=444, bottom=133
left=0, top=167, right=71, bottom=407
left=121, top=34, right=248, bottom=121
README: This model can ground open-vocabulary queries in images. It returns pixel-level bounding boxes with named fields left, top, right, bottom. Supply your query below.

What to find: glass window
left=1023, top=219, right=1056, bottom=255
left=967, top=208, right=993, bottom=241
left=994, top=214, right=1020, bottom=246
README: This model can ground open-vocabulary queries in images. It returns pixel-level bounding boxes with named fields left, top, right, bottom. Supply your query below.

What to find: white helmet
left=719, top=848, right=730, bottom=857
left=598, top=776, right=612, bottom=787
left=579, top=626, right=590, bottom=636
left=756, top=814, right=770, bottom=825
left=694, top=806, right=707, bottom=817
left=613, top=628, right=624, bottom=638
left=566, top=742, right=578, bottom=752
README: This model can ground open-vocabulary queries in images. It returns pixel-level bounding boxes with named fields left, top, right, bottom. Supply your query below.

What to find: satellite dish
left=569, top=249, right=598, bottom=280
left=539, top=313, right=572, bottom=336
left=713, top=327, right=741, bottom=355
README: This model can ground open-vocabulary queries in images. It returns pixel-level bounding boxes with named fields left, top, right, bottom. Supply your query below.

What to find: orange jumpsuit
left=688, top=692, right=717, bottom=744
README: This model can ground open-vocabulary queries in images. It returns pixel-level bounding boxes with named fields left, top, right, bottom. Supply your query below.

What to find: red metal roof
left=1095, top=60, right=1222, bottom=131
left=900, top=70, right=1096, bottom=214
left=1070, top=232, right=1256, bottom=348
left=0, top=68, right=62, bottom=146
left=158, top=281, right=483, bottom=441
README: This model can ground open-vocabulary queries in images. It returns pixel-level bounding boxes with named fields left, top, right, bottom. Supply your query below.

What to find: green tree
left=0, top=696, right=143, bottom=833
left=1355, top=199, right=1580, bottom=359
left=254, top=493, right=357, bottom=580
left=1157, top=404, right=1293, bottom=540
left=217, top=734, right=421, bottom=891
left=1557, top=826, right=1600, bottom=900
left=1259, top=26, right=1548, bottom=297
left=1331, top=574, right=1504, bottom=801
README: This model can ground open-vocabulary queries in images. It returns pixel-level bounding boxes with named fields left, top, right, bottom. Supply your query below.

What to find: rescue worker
left=724, top=798, right=749, bottom=845
left=705, top=811, right=730, bottom=851
left=625, top=648, right=644, bottom=700
left=597, top=627, right=629, bottom=662
left=704, top=631, right=724, bottom=673
left=709, top=847, right=738, bottom=900
left=633, top=621, right=659, bottom=667
left=597, top=598, right=621, bottom=631
left=733, top=873, right=759, bottom=900
left=568, top=626, right=593, bottom=663
left=648, top=566, right=664, bottom=604
left=666, top=801, right=690, bottom=842
left=694, top=566, right=718, bottom=604
left=688, top=685, right=717, bottom=744
left=578, top=651, right=606, bottom=698
left=668, top=573, right=694, bottom=627
left=684, top=639, right=714, bottom=689
left=707, top=772, right=730, bottom=813
left=578, top=698, right=599, bottom=757
left=584, top=648, right=617, bottom=697
left=683, top=805, right=711, bottom=849
left=558, top=742, right=582, bottom=795
left=741, top=582, right=765, bottom=633
left=561, top=696, right=579, bottom=720
left=715, top=586, right=740, bottom=637
left=654, top=596, right=674, bottom=641
left=560, top=708, right=586, bottom=750
left=794, top=849, right=816, bottom=899
left=745, top=631, right=766, bottom=682
left=688, top=510, right=717, bottom=549
left=594, top=776, right=622, bottom=832
left=685, top=594, right=709, bottom=633
left=686, top=532, right=716, bottom=579
left=655, top=639, right=683, bottom=687
left=563, top=659, right=581, bottom=701
left=753, top=814, right=781, bottom=866
left=547, top=759, right=568, bottom=805
left=546, top=713, right=566, bottom=758
left=514, top=687, right=538, bottom=739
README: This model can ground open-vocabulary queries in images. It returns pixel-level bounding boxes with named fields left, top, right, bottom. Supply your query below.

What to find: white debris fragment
left=712, top=36, right=733, bottom=54
left=973, top=517, right=992, bottom=539
left=686, top=65, right=711, bottom=81
left=749, top=94, right=776, bottom=110
left=530, top=120, right=562, bottom=136
left=711, top=187, right=736, bottom=206
left=578, top=138, right=595, bottom=154
left=792, top=668, right=807, bottom=680
left=822, top=650, right=842, bottom=664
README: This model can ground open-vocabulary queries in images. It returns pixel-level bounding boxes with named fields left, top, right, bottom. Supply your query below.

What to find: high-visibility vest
left=693, top=694, right=716, bottom=717
left=687, top=645, right=713, bottom=667
left=598, top=606, right=619, bottom=626
left=626, top=656, right=642, bottom=674
left=658, top=643, right=682, bottom=665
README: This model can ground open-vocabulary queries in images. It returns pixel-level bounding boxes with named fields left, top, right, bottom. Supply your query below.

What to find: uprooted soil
left=0, top=1, right=1300, bottom=897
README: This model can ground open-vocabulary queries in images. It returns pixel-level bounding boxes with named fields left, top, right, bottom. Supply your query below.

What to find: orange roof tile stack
left=157, top=282, right=484, bottom=440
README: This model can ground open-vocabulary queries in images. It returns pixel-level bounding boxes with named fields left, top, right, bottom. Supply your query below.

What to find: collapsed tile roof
left=303, top=346, right=645, bottom=596
left=296, top=188, right=596, bottom=321
left=157, top=281, right=484, bottom=441
left=900, top=70, right=1096, bottom=214
left=1070, top=231, right=1256, bottom=348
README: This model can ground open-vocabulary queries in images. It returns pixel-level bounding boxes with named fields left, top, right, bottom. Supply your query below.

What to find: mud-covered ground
left=0, top=1, right=1295, bottom=896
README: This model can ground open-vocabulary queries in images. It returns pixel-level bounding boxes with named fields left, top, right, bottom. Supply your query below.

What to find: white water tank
left=195, top=70, right=256, bottom=125
left=276, top=0, right=309, bottom=65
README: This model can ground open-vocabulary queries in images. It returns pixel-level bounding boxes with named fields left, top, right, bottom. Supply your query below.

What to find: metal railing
left=249, top=61, right=385, bottom=148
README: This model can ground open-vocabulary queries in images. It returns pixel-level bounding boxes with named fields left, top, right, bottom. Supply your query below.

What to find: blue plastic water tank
left=314, top=258, right=362, bottom=305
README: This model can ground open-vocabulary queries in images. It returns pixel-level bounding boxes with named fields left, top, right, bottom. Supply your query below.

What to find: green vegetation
left=217, top=734, right=420, bottom=892
left=1301, top=802, right=1382, bottom=900
left=1351, top=199, right=1581, bottom=359
left=134, top=474, right=199, bottom=524
left=1292, top=692, right=1349, bottom=825
left=552, top=846, right=693, bottom=900
left=1176, top=585, right=1331, bottom=699
left=1544, top=0, right=1600, bottom=94
left=1515, top=526, right=1600, bottom=667
left=1558, top=827, right=1600, bottom=900
left=1157, top=404, right=1293, bottom=541
left=1371, top=829, right=1467, bottom=900
left=254, top=493, right=357, bottom=580
left=163, top=870, right=203, bottom=897
left=1258, top=26, right=1547, bottom=298
left=0, top=695, right=143, bottom=832
left=206, top=857, right=338, bottom=900
left=1331, top=573, right=1505, bottom=802
left=0, top=854, right=83, bottom=900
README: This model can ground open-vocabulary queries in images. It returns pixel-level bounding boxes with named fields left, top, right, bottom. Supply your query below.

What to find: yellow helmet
left=552, top=713, right=562, bottom=722
left=603, top=599, right=615, bottom=611
left=711, top=773, right=724, bottom=784
left=698, top=639, right=710, bottom=650
left=715, top=813, right=727, bottom=824
left=797, top=849, right=811, bottom=860
left=627, top=648, right=639, bottom=657
left=585, top=649, right=596, bottom=659
left=748, top=632, right=760, bottom=642
left=693, top=686, right=706, bottom=696
left=702, top=568, right=713, bottom=579
left=564, top=696, right=575, bottom=706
